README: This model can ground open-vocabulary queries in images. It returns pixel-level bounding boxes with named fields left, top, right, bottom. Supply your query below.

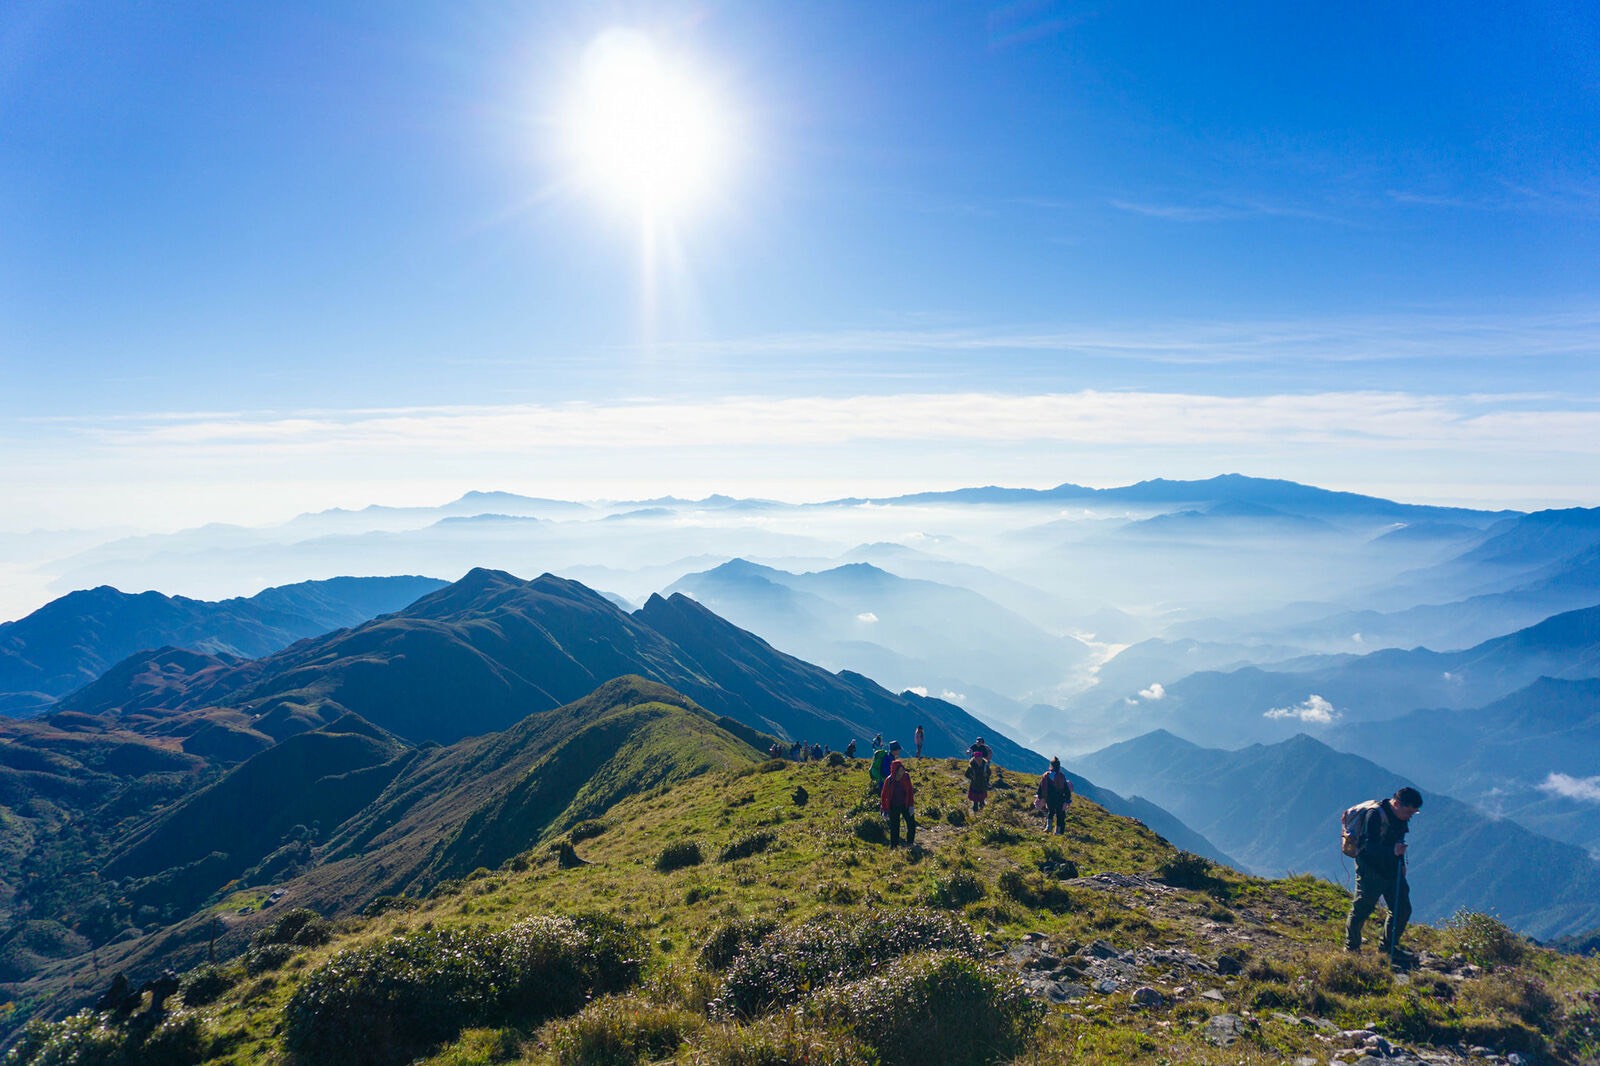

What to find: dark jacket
left=1038, top=769, right=1072, bottom=808
left=1356, top=798, right=1409, bottom=880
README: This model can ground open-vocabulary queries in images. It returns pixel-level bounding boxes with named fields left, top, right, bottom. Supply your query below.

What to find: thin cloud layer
left=1538, top=773, right=1600, bottom=804
left=1264, top=695, right=1339, bottom=724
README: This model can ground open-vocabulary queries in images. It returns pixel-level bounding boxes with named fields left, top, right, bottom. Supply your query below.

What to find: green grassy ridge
left=70, top=753, right=1593, bottom=1066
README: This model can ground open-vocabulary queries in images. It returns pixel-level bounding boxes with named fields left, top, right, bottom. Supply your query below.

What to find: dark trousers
left=1046, top=803, right=1066, bottom=835
left=887, top=806, right=916, bottom=847
left=1345, top=863, right=1411, bottom=952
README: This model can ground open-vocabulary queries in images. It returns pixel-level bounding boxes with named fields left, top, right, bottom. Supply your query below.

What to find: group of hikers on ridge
left=772, top=727, right=1425, bottom=967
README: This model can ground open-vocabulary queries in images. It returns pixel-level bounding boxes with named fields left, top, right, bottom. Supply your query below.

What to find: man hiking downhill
left=880, top=758, right=916, bottom=847
left=1037, top=757, right=1072, bottom=835
left=1344, top=786, right=1423, bottom=965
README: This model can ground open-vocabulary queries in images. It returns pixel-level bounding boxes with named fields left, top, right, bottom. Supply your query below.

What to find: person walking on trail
left=964, top=751, right=991, bottom=812
left=1344, top=786, right=1423, bottom=964
left=845, top=739, right=857, bottom=758
left=914, top=725, right=925, bottom=758
left=1037, top=757, right=1072, bottom=835
left=968, top=736, right=991, bottom=761
left=868, top=742, right=892, bottom=793
left=880, top=758, right=917, bottom=847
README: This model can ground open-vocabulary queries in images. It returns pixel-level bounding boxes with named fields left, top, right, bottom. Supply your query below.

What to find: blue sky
left=3, top=1, right=1599, bottom=529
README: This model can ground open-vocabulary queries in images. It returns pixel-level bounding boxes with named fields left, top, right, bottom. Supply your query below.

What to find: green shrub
left=945, top=808, right=966, bottom=827
left=570, top=820, right=609, bottom=843
left=790, top=786, right=809, bottom=807
left=680, top=1014, right=873, bottom=1066
left=177, top=962, right=236, bottom=1007
left=284, top=914, right=643, bottom=1066
left=251, top=907, right=332, bottom=949
left=979, top=824, right=1026, bottom=846
left=1155, top=852, right=1223, bottom=892
left=849, top=814, right=887, bottom=844
left=757, top=760, right=787, bottom=774
left=718, top=832, right=776, bottom=863
left=1442, top=911, right=1528, bottom=969
left=826, top=752, right=847, bottom=767
left=361, top=895, right=415, bottom=918
left=1459, top=970, right=1560, bottom=1028
left=1312, top=950, right=1391, bottom=997
left=716, top=909, right=981, bottom=1017
left=996, top=869, right=1074, bottom=912
left=699, top=917, right=779, bottom=972
left=540, top=994, right=700, bottom=1065
left=243, top=942, right=297, bottom=974
left=926, top=870, right=986, bottom=909
left=551, top=841, right=585, bottom=868
left=656, top=841, right=705, bottom=873
left=809, top=953, right=1044, bottom=1066
left=5, top=1008, right=207, bottom=1066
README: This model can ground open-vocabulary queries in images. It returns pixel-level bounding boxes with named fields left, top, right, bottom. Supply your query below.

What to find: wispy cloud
left=1538, top=773, right=1600, bottom=804
left=1137, top=682, right=1166, bottom=700
left=1264, top=694, right=1339, bottom=724
left=63, top=389, right=1600, bottom=457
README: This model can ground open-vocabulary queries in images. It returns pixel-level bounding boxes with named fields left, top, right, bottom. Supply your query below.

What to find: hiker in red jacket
left=880, top=759, right=917, bottom=847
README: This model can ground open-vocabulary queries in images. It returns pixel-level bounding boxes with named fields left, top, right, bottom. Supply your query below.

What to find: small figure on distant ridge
left=914, top=724, right=925, bottom=758
left=1037, top=757, right=1072, bottom=835
left=880, top=758, right=917, bottom=847
left=845, top=739, right=857, bottom=758
left=1342, top=786, right=1423, bottom=965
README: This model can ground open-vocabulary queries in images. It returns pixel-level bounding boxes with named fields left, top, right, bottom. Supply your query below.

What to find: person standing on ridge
left=968, top=736, right=991, bottom=761
left=914, top=725, right=925, bottom=758
left=1037, top=757, right=1072, bottom=835
left=880, top=758, right=917, bottom=847
left=1344, top=786, right=1423, bottom=964
left=964, top=749, right=990, bottom=812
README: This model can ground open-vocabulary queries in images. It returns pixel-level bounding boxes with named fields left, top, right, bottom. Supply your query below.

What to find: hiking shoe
left=1389, top=948, right=1417, bottom=970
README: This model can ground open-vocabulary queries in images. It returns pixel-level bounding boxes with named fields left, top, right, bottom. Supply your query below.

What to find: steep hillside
left=1072, top=730, right=1600, bottom=939
left=0, top=575, right=445, bottom=713
left=13, top=753, right=1598, bottom=1066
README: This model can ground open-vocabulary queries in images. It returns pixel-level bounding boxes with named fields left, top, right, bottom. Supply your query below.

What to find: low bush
left=945, top=808, right=966, bottom=827
left=1458, top=970, right=1559, bottom=1029
left=718, top=832, right=776, bottom=863
left=680, top=1013, right=873, bottom=1066
left=699, top=917, right=779, bottom=972
left=243, top=942, right=297, bottom=974
left=7, top=1008, right=208, bottom=1066
left=540, top=994, right=700, bottom=1065
left=251, top=907, right=331, bottom=949
left=656, top=841, right=705, bottom=873
left=1312, top=950, right=1391, bottom=997
left=1441, top=911, right=1527, bottom=969
left=849, top=814, right=887, bottom=844
left=716, top=909, right=981, bottom=1017
left=996, top=869, right=1074, bottom=913
left=790, top=786, right=809, bottom=807
left=361, top=895, right=415, bottom=918
left=178, top=962, right=236, bottom=1007
left=809, top=952, right=1044, bottom=1066
left=569, top=820, right=609, bottom=843
left=926, top=870, right=986, bottom=909
left=284, top=914, right=643, bottom=1066
left=826, top=752, right=847, bottom=767
left=1155, top=852, right=1223, bottom=892
left=757, top=760, right=787, bottom=774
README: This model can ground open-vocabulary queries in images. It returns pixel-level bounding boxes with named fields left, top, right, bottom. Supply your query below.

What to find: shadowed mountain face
left=666, top=559, right=1091, bottom=722
left=76, top=568, right=1042, bottom=768
left=0, top=576, right=447, bottom=714
left=1064, top=603, right=1600, bottom=747
left=1071, top=730, right=1600, bottom=940
left=1328, top=677, right=1600, bottom=853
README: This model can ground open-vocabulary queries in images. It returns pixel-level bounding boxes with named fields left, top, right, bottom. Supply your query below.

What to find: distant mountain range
left=1071, top=729, right=1600, bottom=940
left=667, top=559, right=1091, bottom=726
left=0, top=576, right=446, bottom=714
left=1055, top=603, right=1600, bottom=748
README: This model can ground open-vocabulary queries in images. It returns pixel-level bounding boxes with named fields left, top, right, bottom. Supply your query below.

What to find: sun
left=564, top=29, right=728, bottom=222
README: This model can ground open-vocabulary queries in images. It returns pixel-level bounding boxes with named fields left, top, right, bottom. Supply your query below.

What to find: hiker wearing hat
left=879, top=758, right=917, bottom=847
left=1037, top=757, right=1072, bottom=835
left=967, top=737, right=991, bottom=761
left=1344, top=786, right=1423, bottom=963
left=964, top=749, right=990, bottom=812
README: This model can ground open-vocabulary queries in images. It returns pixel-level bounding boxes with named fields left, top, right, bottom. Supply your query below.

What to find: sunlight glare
left=567, top=29, right=727, bottom=221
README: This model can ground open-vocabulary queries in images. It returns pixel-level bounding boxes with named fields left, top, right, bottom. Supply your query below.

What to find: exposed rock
left=1215, top=953, right=1244, bottom=975
left=1204, top=1013, right=1243, bottom=1047
left=1130, top=986, right=1167, bottom=1007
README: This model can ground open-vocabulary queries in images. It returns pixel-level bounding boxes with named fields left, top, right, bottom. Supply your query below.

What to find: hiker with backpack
left=964, top=750, right=990, bottom=812
left=968, top=736, right=992, bottom=761
left=1342, top=786, right=1423, bottom=964
left=868, top=742, right=892, bottom=794
left=1037, top=757, right=1072, bottom=834
left=880, top=758, right=917, bottom=847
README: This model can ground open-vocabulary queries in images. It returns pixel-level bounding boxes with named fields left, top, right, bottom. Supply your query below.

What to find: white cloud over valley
left=1538, top=773, right=1600, bottom=804
left=1264, top=695, right=1339, bottom=724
